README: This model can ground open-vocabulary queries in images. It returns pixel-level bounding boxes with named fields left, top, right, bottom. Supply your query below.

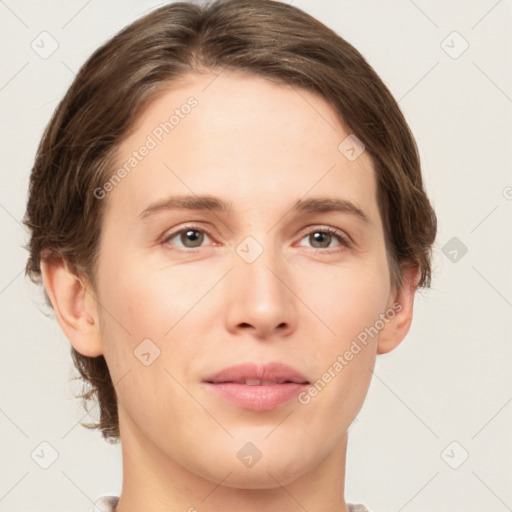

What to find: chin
left=211, top=461, right=308, bottom=490
left=190, top=443, right=316, bottom=490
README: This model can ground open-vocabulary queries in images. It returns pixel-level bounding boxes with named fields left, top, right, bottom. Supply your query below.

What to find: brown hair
left=23, top=0, right=437, bottom=443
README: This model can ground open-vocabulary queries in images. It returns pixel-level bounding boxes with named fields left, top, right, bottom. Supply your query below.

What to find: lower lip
left=204, top=382, right=309, bottom=411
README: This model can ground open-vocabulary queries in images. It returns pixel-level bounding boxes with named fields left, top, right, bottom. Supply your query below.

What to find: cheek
left=94, top=254, right=206, bottom=419
left=98, top=249, right=211, bottom=340
left=95, top=251, right=225, bottom=399
left=334, top=272, right=389, bottom=340
left=295, top=258, right=389, bottom=411
left=296, top=253, right=390, bottom=342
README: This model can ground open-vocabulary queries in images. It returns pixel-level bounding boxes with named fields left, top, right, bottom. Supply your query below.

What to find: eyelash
left=162, top=224, right=351, bottom=254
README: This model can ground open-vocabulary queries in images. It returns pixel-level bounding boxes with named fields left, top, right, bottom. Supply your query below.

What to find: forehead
left=106, top=70, right=381, bottom=227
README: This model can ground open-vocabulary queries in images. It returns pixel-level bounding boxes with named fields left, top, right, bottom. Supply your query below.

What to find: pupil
left=311, top=232, right=330, bottom=248
left=182, top=229, right=203, bottom=247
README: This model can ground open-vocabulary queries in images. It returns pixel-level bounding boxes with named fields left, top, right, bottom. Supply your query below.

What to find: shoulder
left=91, top=496, right=119, bottom=512
left=90, top=497, right=369, bottom=512
left=347, top=504, right=371, bottom=512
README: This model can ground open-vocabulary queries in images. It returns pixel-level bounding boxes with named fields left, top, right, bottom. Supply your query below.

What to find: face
left=94, top=70, right=395, bottom=488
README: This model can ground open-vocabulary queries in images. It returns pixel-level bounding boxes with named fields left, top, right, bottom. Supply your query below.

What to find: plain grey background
left=1, top=1, right=511, bottom=511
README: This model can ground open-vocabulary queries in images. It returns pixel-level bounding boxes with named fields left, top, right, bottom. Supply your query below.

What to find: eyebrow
left=138, top=194, right=371, bottom=225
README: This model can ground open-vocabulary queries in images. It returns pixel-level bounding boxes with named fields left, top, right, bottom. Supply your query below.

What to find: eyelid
left=161, top=223, right=352, bottom=252
left=161, top=223, right=216, bottom=249
left=296, top=225, right=352, bottom=250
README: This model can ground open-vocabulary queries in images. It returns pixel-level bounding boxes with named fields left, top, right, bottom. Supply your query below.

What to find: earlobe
left=40, top=256, right=104, bottom=357
left=377, top=264, right=420, bottom=355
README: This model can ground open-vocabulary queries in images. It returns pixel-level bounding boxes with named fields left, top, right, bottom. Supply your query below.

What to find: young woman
left=23, top=1, right=437, bottom=510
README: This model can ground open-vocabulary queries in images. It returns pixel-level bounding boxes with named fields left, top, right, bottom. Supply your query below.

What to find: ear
left=40, top=255, right=104, bottom=357
left=377, top=264, right=420, bottom=355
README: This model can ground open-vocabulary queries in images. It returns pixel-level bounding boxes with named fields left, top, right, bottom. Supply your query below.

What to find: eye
left=162, top=225, right=350, bottom=252
left=297, top=227, right=350, bottom=252
left=162, top=225, right=214, bottom=249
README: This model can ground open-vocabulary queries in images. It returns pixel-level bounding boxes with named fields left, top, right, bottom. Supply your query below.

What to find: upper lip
left=203, top=362, right=310, bottom=384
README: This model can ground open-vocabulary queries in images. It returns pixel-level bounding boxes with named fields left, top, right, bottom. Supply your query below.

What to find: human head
left=23, top=0, right=436, bottom=453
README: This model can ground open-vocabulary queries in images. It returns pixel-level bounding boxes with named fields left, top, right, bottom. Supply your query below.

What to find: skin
left=41, top=70, right=419, bottom=512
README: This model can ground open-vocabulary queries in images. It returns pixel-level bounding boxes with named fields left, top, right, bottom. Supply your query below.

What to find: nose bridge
left=236, top=232, right=286, bottom=299
left=226, top=230, right=296, bottom=336
left=237, top=236, right=283, bottom=290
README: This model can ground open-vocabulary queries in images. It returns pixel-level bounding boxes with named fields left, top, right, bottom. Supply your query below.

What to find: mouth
left=202, top=362, right=310, bottom=411
left=204, top=379, right=309, bottom=386
left=206, top=378, right=309, bottom=385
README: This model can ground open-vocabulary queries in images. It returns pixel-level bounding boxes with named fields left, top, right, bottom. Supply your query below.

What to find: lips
left=203, top=362, right=310, bottom=411
left=203, top=362, right=310, bottom=385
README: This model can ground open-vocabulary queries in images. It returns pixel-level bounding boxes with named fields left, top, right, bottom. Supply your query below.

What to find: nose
left=224, top=239, right=298, bottom=339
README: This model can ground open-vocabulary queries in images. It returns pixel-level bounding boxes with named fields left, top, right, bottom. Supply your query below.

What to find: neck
left=115, top=407, right=349, bottom=512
